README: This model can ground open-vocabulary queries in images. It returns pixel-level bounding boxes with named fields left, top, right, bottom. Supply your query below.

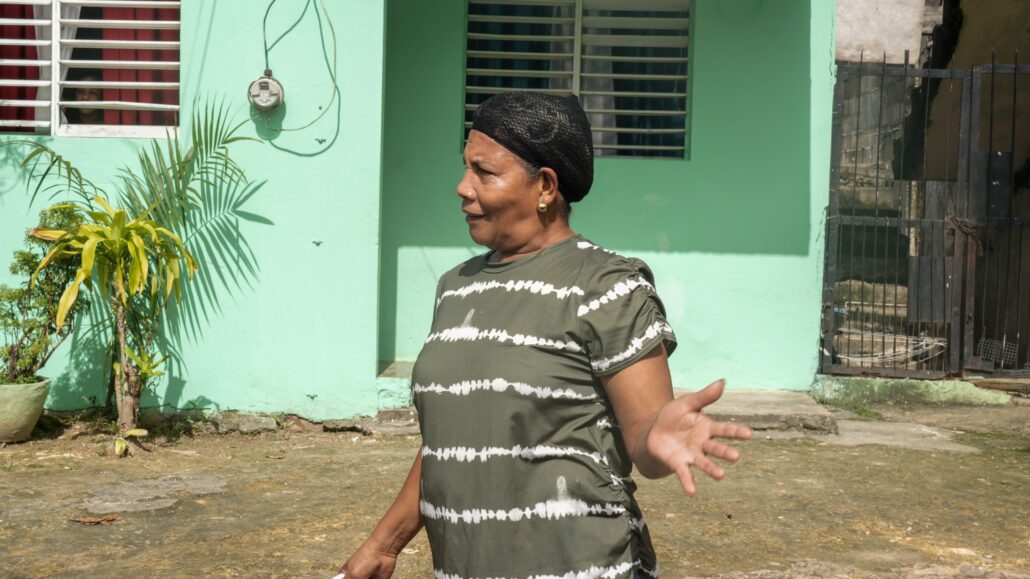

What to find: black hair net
left=471, top=91, right=594, bottom=203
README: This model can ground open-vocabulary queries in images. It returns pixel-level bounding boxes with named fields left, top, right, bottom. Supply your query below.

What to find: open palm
left=645, top=380, right=752, bottom=496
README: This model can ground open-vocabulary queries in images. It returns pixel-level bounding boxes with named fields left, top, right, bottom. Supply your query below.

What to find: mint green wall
left=380, top=0, right=836, bottom=391
left=0, top=0, right=387, bottom=420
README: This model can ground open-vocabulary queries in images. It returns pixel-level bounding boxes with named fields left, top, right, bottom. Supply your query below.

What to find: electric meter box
left=249, top=74, right=284, bottom=112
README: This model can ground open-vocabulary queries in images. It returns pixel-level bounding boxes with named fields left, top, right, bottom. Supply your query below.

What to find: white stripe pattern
left=422, top=444, right=609, bottom=466
left=577, top=240, right=617, bottom=255
left=420, top=498, right=626, bottom=525
left=439, top=279, right=584, bottom=306
left=413, top=378, right=597, bottom=401
left=595, top=417, right=613, bottom=430
left=577, top=276, right=656, bottom=317
left=434, top=561, right=647, bottom=579
left=426, top=326, right=583, bottom=353
left=591, top=321, right=673, bottom=373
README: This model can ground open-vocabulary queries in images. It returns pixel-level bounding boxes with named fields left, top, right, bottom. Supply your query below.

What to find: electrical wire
left=258, top=0, right=338, bottom=133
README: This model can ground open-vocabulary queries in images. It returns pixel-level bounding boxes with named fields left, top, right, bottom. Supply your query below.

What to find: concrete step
left=676, top=388, right=838, bottom=434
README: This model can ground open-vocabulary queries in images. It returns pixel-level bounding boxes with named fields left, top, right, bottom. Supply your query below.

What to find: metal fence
left=821, top=53, right=1030, bottom=380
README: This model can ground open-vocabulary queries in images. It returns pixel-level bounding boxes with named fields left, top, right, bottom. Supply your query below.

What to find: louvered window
left=0, top=0, right=179, bottom=138
left=465, top=0, right=690, bottom=158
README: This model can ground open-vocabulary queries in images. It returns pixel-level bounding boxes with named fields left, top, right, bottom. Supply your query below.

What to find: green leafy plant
left=1, top=207, right=91, bottom=384
left=9, top=101, right=257, bottom=434
left=30, top=196, right=196, bottom=432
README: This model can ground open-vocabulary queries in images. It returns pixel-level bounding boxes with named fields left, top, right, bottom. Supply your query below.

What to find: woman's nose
left=456, top=172, right=475, bottom=200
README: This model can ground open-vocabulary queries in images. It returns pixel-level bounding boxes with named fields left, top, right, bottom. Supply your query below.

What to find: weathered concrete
left=812, top=376, right=1014, bottom=406
left=676, top=388, right=838, bottom=434
left=81, top=474, right=227, bottom=514
left=208, top=412, right=278, bottom=434
left=828, top=420, right=980, bottom=453
left=836, top=0, right=939, bottom=64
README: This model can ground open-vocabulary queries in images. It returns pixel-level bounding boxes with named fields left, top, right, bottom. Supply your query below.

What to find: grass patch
left=831, top=403, right=885, bottom=421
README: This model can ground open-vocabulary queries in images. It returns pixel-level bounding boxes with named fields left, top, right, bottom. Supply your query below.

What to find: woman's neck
left=489, top=225, right=576, bottom=263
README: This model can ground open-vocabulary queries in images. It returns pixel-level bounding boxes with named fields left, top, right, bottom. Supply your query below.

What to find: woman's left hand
left=643, top=379, right=751, bottom=495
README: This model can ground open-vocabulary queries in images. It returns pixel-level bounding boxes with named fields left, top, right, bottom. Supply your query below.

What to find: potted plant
left=0, top=207, right=90, bottom=442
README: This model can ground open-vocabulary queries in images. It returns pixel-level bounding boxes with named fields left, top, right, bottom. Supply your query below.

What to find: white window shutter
left=465, top=0, right=690, bottom=158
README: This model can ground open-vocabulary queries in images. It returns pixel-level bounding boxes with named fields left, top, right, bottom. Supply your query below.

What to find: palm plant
left=31, top=197, right=196, bottom=430
left=5, top=101, right=259, bottom=433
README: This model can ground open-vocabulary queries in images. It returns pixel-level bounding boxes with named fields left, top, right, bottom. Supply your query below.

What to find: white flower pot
left=0, top=378, right=51, bottom=442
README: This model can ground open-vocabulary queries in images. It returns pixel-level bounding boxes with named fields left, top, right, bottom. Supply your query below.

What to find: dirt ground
left=0, top=402, right=1027, bottom=579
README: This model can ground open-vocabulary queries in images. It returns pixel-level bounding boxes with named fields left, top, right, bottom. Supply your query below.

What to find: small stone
left=209, top=412, right=278, bottom=434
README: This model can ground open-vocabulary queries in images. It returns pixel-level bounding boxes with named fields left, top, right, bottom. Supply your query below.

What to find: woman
left=340, top=92, right=751, bottom=579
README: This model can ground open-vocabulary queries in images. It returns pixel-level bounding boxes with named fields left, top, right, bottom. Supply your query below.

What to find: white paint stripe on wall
left=577, top=276, right=655, bottom=317
left=590, top=321, right=672, bottom=373
left=426, top=326, right=583, bottom=353
left=419, top=497, right=626, bottom=525
left=438, top=279, right=585, bottom=306
left=422, top=444, right=609, bottom=466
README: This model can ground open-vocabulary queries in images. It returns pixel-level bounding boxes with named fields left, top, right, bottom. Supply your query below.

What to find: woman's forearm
left=366, top=448, right=424, bottom=555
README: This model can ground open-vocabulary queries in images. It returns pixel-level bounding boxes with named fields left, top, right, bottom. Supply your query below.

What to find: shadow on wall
left=248, top=0, right=341, bottom=158
left=0, top=137, right=46, bottom=201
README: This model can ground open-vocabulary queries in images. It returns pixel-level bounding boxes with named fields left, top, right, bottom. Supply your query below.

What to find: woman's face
left=458, top=129, right=543, bottom=252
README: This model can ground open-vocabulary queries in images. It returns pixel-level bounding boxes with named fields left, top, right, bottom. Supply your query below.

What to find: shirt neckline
left=479, top=234, right=582, bottom=273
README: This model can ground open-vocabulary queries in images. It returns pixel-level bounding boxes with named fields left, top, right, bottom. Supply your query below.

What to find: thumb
left=685, top=379, right=725, bottom=410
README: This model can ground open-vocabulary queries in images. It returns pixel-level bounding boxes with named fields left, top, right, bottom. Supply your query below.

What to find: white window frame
left=465, top=0, right=691, bottom=158
left=0, top=0, right=180, bottom=139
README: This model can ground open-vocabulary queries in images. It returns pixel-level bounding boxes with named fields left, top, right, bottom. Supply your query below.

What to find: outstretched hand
left=644, top=379, right=752, bottom=496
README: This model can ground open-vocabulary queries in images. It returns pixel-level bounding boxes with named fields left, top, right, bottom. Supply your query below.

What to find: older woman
left=340, top=92, right=751, bottom=579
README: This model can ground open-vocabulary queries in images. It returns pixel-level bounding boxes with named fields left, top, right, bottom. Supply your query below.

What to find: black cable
left=262, top=0, right=278, bottom=75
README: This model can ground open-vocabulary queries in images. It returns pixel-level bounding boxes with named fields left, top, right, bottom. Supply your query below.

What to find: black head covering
left=471, top=91, right=594, bottom=203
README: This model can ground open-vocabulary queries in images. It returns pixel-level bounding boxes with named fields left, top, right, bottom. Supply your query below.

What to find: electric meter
left=248, top=70, right=284, bottom=112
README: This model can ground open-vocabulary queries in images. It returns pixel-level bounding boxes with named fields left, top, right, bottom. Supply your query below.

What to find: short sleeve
left=577, top=257, right=678, bottom=376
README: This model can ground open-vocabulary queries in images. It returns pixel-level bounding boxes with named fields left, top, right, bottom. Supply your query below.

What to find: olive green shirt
left=413, top=235, right=677, bottom=578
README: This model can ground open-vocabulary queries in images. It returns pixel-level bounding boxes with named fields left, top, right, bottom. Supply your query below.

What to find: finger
left=702, top=439, right=740, bottom=462
left=685, top=379, right=725, bottom=410
left=709, top=421, right=752, bottom=441
left=674, top=462, right=697, bottom=496
left=693, top=454, right=726, bottom=480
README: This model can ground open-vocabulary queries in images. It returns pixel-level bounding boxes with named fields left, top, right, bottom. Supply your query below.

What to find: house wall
left=0, top=0, right=388, bottom=420
left=379, top=0, right=836, bottom=394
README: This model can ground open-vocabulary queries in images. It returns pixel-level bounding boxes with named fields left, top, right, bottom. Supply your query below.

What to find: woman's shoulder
left=573, top=237, right=654, bottom=281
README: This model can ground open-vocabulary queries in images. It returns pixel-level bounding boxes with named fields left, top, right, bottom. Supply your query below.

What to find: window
left=0, top=0, right=179, bottom=138
left=465, top=0, right=690, bottom=158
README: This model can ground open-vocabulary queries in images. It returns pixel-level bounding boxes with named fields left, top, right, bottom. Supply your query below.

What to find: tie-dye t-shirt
left=412, top=234, right=678, bottom=578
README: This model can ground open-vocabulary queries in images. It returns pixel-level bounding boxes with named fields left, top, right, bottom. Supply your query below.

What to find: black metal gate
left=821, top=54, right=1030, bottom=380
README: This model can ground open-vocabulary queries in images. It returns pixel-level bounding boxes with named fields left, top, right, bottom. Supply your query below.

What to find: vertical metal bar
left=965, top=66, right=983, bottom=370
left=572, top=0, right=582, bottom=97
left=49, top=0, right=59, bottom=135
left=951, top=74, right=972, bottom=374
left=822, top=77, right=846, bottom=373
left=989, top=53, right=1005, bottom=357
left=893, top=52, right=909, bottom=369
left=918, top=70, right=932, bottom=366
left=873, top=55, right=887, bottom=367
left=849, top=56, right=864, bottom=368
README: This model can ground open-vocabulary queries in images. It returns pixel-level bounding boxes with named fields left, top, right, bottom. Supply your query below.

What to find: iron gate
left=821, top=54, right=1030, bottom=379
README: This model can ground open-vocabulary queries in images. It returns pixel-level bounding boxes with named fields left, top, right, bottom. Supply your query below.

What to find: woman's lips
left=464, top=212, right=484, bottom=223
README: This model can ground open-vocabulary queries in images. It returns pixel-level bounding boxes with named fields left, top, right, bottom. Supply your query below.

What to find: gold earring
left=538, top=201, right=548, bottom=213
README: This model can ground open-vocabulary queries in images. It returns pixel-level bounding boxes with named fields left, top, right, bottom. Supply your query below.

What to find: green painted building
left=0, top=0, right=835, bottom=420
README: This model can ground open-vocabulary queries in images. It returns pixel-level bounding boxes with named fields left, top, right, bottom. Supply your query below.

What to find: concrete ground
left=0, top=397, right=1028, bottom=578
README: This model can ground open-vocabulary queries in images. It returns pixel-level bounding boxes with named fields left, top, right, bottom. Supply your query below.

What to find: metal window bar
left=464, top=0, right=689, bottom=157
left=1, top=0, right=181, bottom=136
